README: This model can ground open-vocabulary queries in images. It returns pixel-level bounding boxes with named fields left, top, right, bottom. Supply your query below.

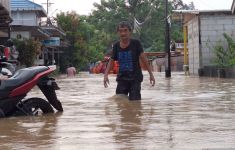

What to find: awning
left=11, top=25, right=51, bottom=38
left=41, top=25, right=66, bottom=37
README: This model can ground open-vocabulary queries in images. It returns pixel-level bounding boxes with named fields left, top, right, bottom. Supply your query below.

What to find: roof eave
left=11, top=25, right=51, bottom=38
left=41, top=26, right=66, bottom=37
left=11, top=8, right=47, bottom=17
left=173, top=9, right=232, bottom=15
left=172, top=9, right=232, bottom=25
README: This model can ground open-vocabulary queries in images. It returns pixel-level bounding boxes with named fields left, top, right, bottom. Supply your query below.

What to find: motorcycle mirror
left=0, top=56, right=7, bottom=62
left=4, top=39, right=14, bottom=47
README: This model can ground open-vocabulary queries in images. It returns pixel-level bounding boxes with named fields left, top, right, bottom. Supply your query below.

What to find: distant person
left=66, top=63, right=76, bottom=77
left=170, top=40, right=176, bottom=51
left=104, top=21, right=155, bottom=100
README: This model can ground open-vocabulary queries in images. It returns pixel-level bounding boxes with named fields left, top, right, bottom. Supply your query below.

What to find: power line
left=41, top=0, right=54, bottom=14
left=133, top=3, right=155, bottom=34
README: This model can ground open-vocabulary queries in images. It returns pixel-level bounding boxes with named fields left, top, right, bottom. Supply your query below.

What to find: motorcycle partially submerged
left=0, top=41, right=63, bottom=118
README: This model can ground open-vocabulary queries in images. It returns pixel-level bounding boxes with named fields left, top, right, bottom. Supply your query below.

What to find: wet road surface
left=1, top=72, right=235, bottom=150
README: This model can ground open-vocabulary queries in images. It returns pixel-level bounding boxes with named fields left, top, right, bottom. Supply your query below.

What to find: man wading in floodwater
left=104, top=21, right=155, bottom=100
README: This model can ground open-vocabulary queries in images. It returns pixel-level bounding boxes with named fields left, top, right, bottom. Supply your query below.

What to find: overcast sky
left=32, top=0, right=233, bottom=16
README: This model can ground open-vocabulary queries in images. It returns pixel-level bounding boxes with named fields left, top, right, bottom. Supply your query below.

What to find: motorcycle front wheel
left=23, top=98, right=54, bottom=115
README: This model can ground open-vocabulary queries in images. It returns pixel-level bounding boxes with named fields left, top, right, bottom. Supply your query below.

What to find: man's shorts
left=116, top=80, right=141, bottom=100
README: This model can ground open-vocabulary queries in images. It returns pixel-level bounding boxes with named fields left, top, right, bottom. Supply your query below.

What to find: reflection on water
left=105, top=95, right=146, bottom=150
left=0, top=113, right=62, bottom=150
left=1, top=72, right=235, bottom=150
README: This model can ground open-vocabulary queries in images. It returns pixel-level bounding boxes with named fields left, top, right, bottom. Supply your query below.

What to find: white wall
left=200, top=14, right=235, bottom=67
left=11, top=11, right=38, bottom=26
left=11, top=31, right=30, bottom=39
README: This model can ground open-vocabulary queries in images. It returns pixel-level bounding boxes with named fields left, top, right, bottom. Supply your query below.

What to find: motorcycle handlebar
left=5, top=60, right=18, bottom=64
left=0, top=56, right=7, bottom=62
left=0, top=56, right=18, bottom=64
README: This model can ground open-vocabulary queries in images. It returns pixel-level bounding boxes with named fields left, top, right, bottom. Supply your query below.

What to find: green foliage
left=55, top=0, right=193, bottom=71
left=13, top=39, right=40, bottom=67
left=88, top=0, right=192, bottom=52
left=208, top=33, right=235, bottom=67
left=56, top=12, right=108, bottom=71
left=171, top=0, right=195, bottom=10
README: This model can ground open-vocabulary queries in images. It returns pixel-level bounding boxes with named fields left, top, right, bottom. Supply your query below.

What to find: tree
left=88, top=0, right=195, bottom=52
left=56, top=11, right=107, bottom=71
left=55, top=0, right=195, bottom=71
left=171, top=0, right=195, bottom=10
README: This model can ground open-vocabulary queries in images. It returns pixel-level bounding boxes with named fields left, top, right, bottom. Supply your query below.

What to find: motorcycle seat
left=0, top=66, right=49, bottom=92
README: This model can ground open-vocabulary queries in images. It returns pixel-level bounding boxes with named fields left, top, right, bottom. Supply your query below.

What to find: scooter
left=0, top=41, right=63, bottom=118
left=0, top=65, right=63, bottom=117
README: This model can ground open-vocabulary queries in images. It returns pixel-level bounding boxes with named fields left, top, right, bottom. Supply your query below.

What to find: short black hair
left=117, top=21, right=132, bottom=31
left=69, top=63, right=73, bottom=67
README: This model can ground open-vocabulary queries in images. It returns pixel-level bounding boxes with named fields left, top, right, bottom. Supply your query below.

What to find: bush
left=209, top=33, right=235, bottom=67
left=13, top=39, right=41, bottom=67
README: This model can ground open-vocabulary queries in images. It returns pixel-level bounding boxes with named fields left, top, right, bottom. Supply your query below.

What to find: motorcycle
left=0, top=41, right=63, bottom=118
left=0, top=65, right=63, bottom=117
left=0, top=39, right=16, bottom=77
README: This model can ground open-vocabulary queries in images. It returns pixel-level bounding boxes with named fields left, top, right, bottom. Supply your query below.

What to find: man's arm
left=140, top=52, right=155, bottom=86
left=104, top=59, right=114, bottom=88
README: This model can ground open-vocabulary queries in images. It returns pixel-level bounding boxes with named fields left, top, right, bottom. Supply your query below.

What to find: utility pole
left=42, top=0, right=53, bottom=15
left=47, top=0, right=49, bottom=15
left=165, top=0, right=171, bottom=78
left=42, top=0, right=54, bottom=25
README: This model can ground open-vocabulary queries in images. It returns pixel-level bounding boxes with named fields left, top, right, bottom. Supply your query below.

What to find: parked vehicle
left=89, top=56, right=119, bottom=74
left=0, top=39, right=16, bottom=77
left=0, top=64, right=63, bottom=118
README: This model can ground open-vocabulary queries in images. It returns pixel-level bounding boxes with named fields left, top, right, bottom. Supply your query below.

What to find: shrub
left=208, top=33, right=235, bottom=67
left=13, top=39, right=41, bottom=67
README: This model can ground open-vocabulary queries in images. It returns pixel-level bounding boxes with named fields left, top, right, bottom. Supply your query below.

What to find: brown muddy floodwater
left=1, top=72, right=235, bottom=150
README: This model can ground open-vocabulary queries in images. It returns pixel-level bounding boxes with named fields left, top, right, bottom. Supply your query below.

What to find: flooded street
left=1, top=72, right=235, bottom=150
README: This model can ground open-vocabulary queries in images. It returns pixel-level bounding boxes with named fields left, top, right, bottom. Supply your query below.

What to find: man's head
left=117, top=21, right=132, bottom=41
left=117, top=21, right=132, bottom=32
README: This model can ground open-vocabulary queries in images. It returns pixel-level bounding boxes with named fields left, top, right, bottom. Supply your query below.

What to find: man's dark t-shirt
left=111, top=39, right=143, bottom=82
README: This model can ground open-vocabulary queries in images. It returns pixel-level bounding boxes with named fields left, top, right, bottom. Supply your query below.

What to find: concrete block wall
left=187, top=16, right=200, bottom=75
left=200, top=14, right=235, bottom=67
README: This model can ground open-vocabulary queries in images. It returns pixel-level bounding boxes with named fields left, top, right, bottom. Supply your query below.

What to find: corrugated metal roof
left=172, top=9, right=233, bottom=24
left=10, top=0, right=47, bottom=17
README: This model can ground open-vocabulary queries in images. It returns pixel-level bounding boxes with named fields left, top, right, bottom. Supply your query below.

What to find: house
left=172, top=2, right=235, bottom=76
left=10, top=0, right=66, bottom=66
left=10, top=0, right=50, bottom=39
left=0, top=0, right=12, bottom=43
